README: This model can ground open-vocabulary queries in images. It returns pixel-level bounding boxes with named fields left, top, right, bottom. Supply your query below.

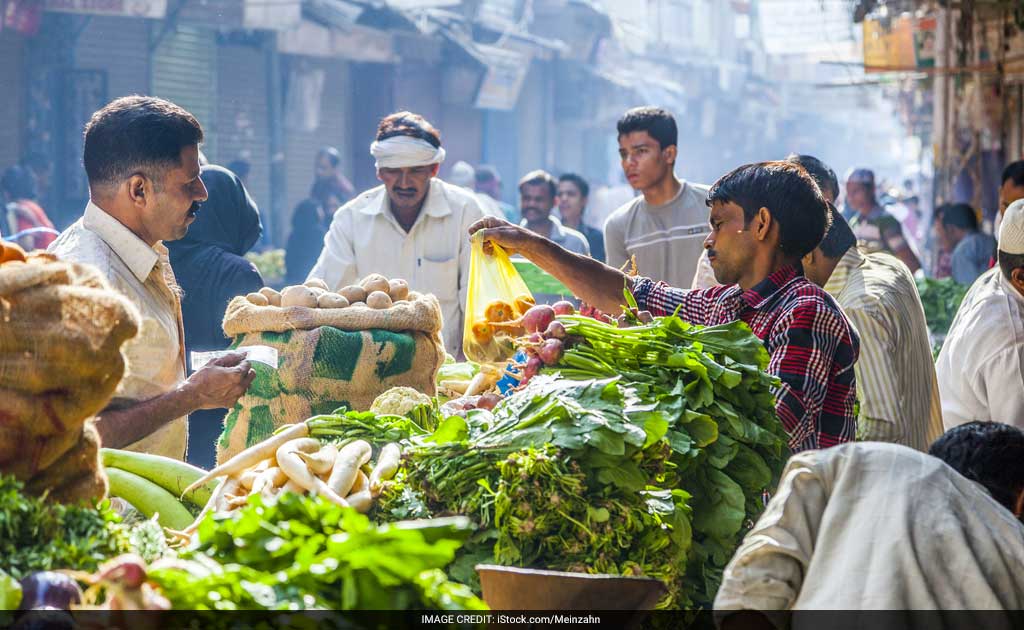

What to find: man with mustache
left=49, top=96, right=256, bottom=460
left=518, top=170, right=589, bottom=256
left=471, top=161, right=859, bottom=452
left=309, top=111, right=485, bottom=356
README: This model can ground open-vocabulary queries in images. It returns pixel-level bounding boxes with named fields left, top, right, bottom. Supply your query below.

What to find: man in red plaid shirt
left=470, top=161, right=859, bottom=452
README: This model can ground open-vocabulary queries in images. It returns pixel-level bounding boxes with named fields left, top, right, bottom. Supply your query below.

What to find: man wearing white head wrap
left=308, top=111, right=485, bottom=356
left=936, top=198, right=1024, bottom=430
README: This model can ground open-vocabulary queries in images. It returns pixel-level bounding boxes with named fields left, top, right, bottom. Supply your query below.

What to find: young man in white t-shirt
left=603, top=107, right=709, bottom=288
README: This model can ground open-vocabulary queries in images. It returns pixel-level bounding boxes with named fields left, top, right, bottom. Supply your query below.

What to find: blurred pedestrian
left=519, top=170, right=588, bottom=256
left=314, top=146, right=355, bottom=201
left=557, top=173, right=604, bottom=262
left=450, top=160, right=504, bottom=218
left=938, top=203, right=995, bottom=286
left=846, top=167, right=921, bottom=273
left=286, top=179, right=340, bottom=285
left=930, top=204, right=953, bottom=279
left=604, top=107, right=710, bottom=288
left=167, top=164, right=264, bottom=469
left=475, top=164, right=519, bottom=223
left=2, top=164, right=57, bottom=250
left=1000, top=161, right=1024, bottom=219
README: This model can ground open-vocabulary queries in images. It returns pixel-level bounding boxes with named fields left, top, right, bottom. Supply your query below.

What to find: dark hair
left=706, top=161, right=831, bottom=258
left=1002, top=160, right=1024, bottom=187
left=558, top=173, right=589, bottom=198
left=817, top=202, right=856, bottom=259
left=226, top=159, right=251, bottom=180
left=616, top=106, right=677, bottom=149
left=785, top=154, right=839, bottom=201
left=998, top=250, right=1024, bottom=281
left=83, top=96, right=203, bottom=191
left=1, top=165, right=38, bottom=200
left=939, top=203, right=978, bottom=232
left=475, top=165, right=500, bottom=184
left=376, top=111, right=441, bottom=148
left=317, top=147, right=341, bottom=168
left=518, top=169, right=557, bottom=199
left=929, top=421, right=1024, bottom=513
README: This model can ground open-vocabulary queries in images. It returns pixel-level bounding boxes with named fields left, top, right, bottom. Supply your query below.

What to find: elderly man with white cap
left=308, top=111, right=485, bottom=356
left=936, top=198, right=1024, bottom=430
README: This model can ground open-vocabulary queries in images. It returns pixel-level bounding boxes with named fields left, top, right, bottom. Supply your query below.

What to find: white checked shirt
left=49, top=202, right=188, bottom=459
left=308, top=178, right=485, bottom=356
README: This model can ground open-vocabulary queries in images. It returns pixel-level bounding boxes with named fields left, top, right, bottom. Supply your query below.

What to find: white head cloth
left=370, top=135, right=446, bottom=169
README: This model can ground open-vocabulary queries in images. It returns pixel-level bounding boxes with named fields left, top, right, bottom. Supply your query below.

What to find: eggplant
left=17, top=572, right=82, bottom=611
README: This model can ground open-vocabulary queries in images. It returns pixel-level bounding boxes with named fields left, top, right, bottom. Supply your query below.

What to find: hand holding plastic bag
left=462, top=232, right=535, bottom=363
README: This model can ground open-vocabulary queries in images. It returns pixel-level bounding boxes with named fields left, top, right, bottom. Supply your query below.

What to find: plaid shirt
left=633, top=264, right=859, bottom=452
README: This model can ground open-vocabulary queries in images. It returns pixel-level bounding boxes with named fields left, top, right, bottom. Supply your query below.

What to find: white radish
left=327, top=440, right=372, bottom=496
left=368, top=443, right=401, bottom=496
left=348, top=471, right=369, bottom=496
left=250, top=466, right=288, bottom=495
left=296, top=444, right=337, bottom=476
left=345, top=490, right=373, bottom=513
left=182, top=422, right=310, bottom=496
left=277, top=438, right=350, bottom=507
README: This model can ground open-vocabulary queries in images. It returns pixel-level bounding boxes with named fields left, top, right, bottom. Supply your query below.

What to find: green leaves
left=690, top=468, right=746, bottom=540
left=153, top=493, right=485, bottom=611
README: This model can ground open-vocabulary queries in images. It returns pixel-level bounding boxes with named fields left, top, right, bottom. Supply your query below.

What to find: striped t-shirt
left=603, top=180, right=710, bottom=288
left=824, top=247, right=943, bottom=451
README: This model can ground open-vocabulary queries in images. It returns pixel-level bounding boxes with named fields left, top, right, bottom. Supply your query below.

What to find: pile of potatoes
left=245, top=273, right=410, bottom=310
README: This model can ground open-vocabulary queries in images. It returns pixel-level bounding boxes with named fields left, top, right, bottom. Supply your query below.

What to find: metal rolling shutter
left=152, top=25, right=218, bottom=155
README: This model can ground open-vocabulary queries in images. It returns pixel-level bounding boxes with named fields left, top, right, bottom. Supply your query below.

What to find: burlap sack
left=217, top=326, right=444, bottom=463
left=216, top=291, right=445, bottom=464
left=0, top=254, right=139, bottom=502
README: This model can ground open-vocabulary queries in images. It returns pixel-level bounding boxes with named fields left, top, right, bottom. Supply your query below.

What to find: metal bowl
left=476, top=564, right=667, bottom=611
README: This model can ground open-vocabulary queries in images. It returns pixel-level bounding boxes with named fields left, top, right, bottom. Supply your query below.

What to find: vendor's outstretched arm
left=469, top=217, right=633, bottom=314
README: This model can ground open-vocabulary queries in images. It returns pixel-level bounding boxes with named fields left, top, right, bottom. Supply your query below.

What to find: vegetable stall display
left=916, top=276, right=969, bottom=355
left=357, top=306, right=789, bottom=608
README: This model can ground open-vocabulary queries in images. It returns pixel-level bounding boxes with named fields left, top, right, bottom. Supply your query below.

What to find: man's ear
left=755, top=206, right=772, bottom=242
left=127, top=174, right=148, bottom=208
left=803, top=250, right=816, bottom=268
left=1012, top=268, right=1024, bottom=295
left=662, top=144, right=678, bottom=167
left=430, top=163, right=441, bottom=178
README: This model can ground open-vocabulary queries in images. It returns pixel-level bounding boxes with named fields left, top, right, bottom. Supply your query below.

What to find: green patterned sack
left=217, top=292, right=445, bottom=464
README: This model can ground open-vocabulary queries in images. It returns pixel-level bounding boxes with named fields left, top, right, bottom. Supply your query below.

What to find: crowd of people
left=5, top=94, right=1024, bottom=614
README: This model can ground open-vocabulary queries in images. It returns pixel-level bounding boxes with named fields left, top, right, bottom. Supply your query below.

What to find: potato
left=308, top=286, right=326, bottom=297
left=280, top=285, right=318, bottom=308
left=388, top=278, right=409, bottom=301
left=304, top=278, right=329, bottom=291
left=259, top=287, right=282, bottom=306
left=366, top=291, right=393, bottom=309
left=339, top=285, right=368, bottom=304
left=361, top=274, right=390, bottom=294
left=246, top=292, right=270, bottom=306
left=317, top=292, right=350, bottom=309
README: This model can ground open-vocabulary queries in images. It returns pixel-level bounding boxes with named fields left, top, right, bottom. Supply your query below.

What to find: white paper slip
left=190, top=345, right=279, bottom=371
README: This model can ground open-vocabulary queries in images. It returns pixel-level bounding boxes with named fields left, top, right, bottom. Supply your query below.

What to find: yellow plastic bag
left=462, top=231, right=535, bottom=363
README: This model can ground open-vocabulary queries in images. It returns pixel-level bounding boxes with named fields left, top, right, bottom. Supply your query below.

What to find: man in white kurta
left=936, top=198, right=1024, bottom=430
left=308, top=113, right=484, bottom=356
left=715, top=434, right=1024, bottom=618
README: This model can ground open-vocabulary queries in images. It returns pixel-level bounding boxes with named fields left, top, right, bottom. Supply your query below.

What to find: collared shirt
left=715, top=442, right=1024, bottom=613
left=824, top=247, right=943, bottom=450
left=634, top=264, right=859, bottom=452
left=603, top=180, right=711, bottom=288
left=950, top=231, right=996, bottom=286
left=520, top=216, right=590, bottom=256
left=936, top=267, right=1024, bottom=430
left=308, top=178, right=485, bottom=356
left=849, top=205, right=909, bottom=256
left=49, top=202, right=187, bottom=459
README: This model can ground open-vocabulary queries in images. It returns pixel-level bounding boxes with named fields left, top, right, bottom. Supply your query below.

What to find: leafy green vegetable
left=916, top=276, right=968, bottom=354
left=0, top=475, right=131, bottom=580
left=148, top=492, right=485, bottom=611
left=0, top=568, right=21, bottom=610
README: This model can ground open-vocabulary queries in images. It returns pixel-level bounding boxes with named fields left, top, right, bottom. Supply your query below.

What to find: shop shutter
left=152, top=25, right=218, bottom=155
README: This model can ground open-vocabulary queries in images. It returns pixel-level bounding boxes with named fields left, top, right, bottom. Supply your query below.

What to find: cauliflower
left=370, top=386, right=432, bottom=417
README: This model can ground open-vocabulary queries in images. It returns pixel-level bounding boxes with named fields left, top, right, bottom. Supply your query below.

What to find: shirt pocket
left=418, top=256, right=459, bottom=305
